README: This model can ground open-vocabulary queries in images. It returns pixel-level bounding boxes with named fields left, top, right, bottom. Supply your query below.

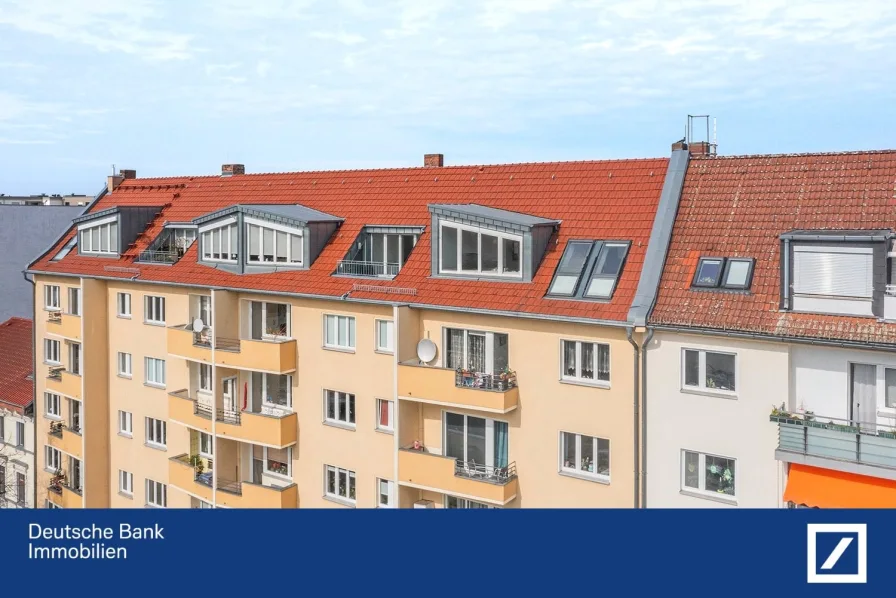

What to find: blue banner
left=0, top=509, right=890, bottom=596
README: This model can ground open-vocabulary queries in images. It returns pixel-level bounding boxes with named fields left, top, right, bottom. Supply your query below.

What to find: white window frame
left=324, top=389, right=356, bottom=428
left=376, top=478, right=395, bottom=508
left=323, top=314, right=356, bottom=350
left=46, top=500, right=61, bottom=509
left=44, top=392, right=61, bottom=418
left=78, top=218, right=118, bottom=255
left=444, top=495, right=497, bottom=509
left=253, top=373, right=293, bottom=410
left=324, top=465, right=356, bottom=504
left=245, top=218, right=304, bottom=266
left=375, top=319, right=394, bottom=353
left=144, top=357, right=166, bottom=388
left=44, top=285, right=60, bottom=310
left=145, top=417, right=167, bottom=448
left=117, top=352, right=132, bottom=378
left=68, top=342, right=82, bottom=375
left=145, top=479, right=167, bottom=508
left=263, top=446, right=292, bottom=478
left=45, top=446, right=61, bottom=473
left=559, top=431, right=610, bottom=483
left=681, top=348, right=737, bottom=395
left=117, top=292, right=131, bottom=317
left=14, top=421, right=24, bottom=448
left=375, top=398, right=394, bottom=433
left=250, top=301, right=291, bottom=339
left=438, top=220, right=523, bottom=278
left=44, top=338, right=61, bottom=364
left=199, top=432, right=214, bottom=458
left=143, top=295, right=166, bottom=325
left=680, top=450, right=737, bottom=500
left=442, top=327, right=509, bottom=375
left=67, top=287, right=81, bottom=316
left=119, top=470, right=133, bottom=496
left=200, top=222, right=239, bottom=263
left=560, top=339, right=611, bottom=386
left=118, top=410, right=133, bottom=437
left=198, top=363, right=213, bottom=393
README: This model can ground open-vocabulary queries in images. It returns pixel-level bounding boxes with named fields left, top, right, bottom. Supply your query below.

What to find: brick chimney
left=107, top=169, right=136, bottom=193
left=671, top=139, right=687, bottom=152
left=688, top=141, right=714, bottom=156
left=424, top=154, right=444, bottom=168
left=221, top=164, right=245, bottom=177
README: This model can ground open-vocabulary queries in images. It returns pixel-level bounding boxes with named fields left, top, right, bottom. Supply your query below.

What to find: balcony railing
left=335, top=260, right=400, bottom=278
left=194, top=402, right=214, bottom=420
left=137, top=249, right=179, bottom=264
left=49, top=421, right=64, bottom=438
left=453, top=459, right=518, bottom=485
left=216, top=408, right=240, bottom=425
left=47, top=366, right=64, bottom=381
left=47, top=310, right=62, bottom=323
left=217, top=478, right=242, bottom=495
left=215, top=336, right=241, bottom=352
left=454, top=369, right=518, bottom=392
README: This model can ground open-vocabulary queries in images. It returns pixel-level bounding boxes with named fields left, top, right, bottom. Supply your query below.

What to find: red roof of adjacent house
left=0, top=317, right=33, bottom=414
left=649, top=150, right=896, bottom=345
left=29, top=159, right=669, bottom=323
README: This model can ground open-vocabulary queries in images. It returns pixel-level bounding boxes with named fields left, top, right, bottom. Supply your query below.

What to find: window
left=15, top=422, right=24, bottom=448
left=44, top=285, right=60, bottom=309
left=68, top=399, right=81, bottom=433
left=560, top=432, right=610, bottom=480
left=682, top=349, right=736, bottom=393
left=444, top=328, right=509, bottom=374
left=376, top=479, right=394, bottom=508
left=583, top=243, right=629, bottom=298
left=199, top=363, right=212, bottom=392
left=325, top=390, right=356, bottom=427
left=45, top=446, right=62, bottom=472
left=251, top=372, right=292, bottom=409
left=46, top=500, right=61, bottom=509
left=439, top=221, right=522, bottom=277
left=117, top=292, right=131, bottom=317
left=118, top=411, right=133, bottom=436
left=561, top=340, right=610, bottom=384
left=144, top=357, right=166, bottom=387
left=722, top=258, right=754, bottom=289
left=119, top=470, right=133, bottom=495
left=45, top=392, right=61, bottom=418
left=793, top=245, right=873, bottom=299
left=445, top=496, right=495, bottom=509
left=887, top=368, right=896, bottom=409
left=145, top=479, right=167, bottom=507
left=692, top=257, right=755, bottom=290
left=264, top=447, right=291, bottom=477
left=68, top=287, right=81, bottom=316
left=547, top=240, right=629, bottom=300
left=681, top=450, right=736, bottom=498
left=444, top=412, right=510, bottom=472
left=246, top=220, right=303, bottom=265
left=376, top=399, right=393, bottom=432
left=79, top=220, right=118, bottom=255
left=145, top=417, right=167, bottom=448
left=199, top=433, right=213, bottom=457
left=359, top=232, right=417, bottom=274
left=16, top=472, right=25, bottom=504
left=68, top=342, right=81, bottom=375
left=692, top=257, right=725, bottom=287
left=548, top=241, right=593, bottom=296
left=324, top=314, right=356, bottom=350
left=201, top=222, right=238, bottom=262
left=117, top=352, right=132, bottom=377
left=375, top=319, right=394, bottom=353
left=250, top=301, right=290, bottom=339
left=144, top=295, right=166, bottom=324
left=44, top=338, right=61, bottom=364
left=0, top=416, right=4, bottom=442
left=325, top=465, right=356, bottom=503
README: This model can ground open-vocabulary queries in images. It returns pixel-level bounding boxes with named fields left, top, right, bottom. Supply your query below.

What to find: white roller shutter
left=793, top=245, right=873, bottom=298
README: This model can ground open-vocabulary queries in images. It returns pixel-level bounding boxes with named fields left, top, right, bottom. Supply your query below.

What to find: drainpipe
left=23, top=271, right=37, bottom=508
left=626, top=327, right=640, bottom=509
left=640, top=328, right=654, bottom=508
left=211, top=291, right=217, bottom=508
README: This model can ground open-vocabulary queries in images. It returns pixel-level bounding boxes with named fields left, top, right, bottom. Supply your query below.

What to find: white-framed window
left=376, top=478, right=395, bottom=508
left=44, top=338, right=61, bottom=364
left=15, top=421, right=24, bottom=447
left=444, top=328, right=509, bottom=375
left=246, top=219, right=303, bottom=265
left=68, top=342, right=82, bottom=375
left=682, top=349, right=736, bottom=394
left=375, top=399, right=393, bottom=433
left=199, top=432, right=213, bottom=458
left=264, top=446, right=292, bottom=478
left=16, top=472, right=25, bottom=504
left=118, top=410, right=133, bottom=436
left=145, top=417, right=167, bottom=448
left=560, top=431, right=610, bottom=481
left=324, top=314, right=356, bottom=350
left=143, top=295, right=166, bottom=325
left=681, top=450, right=736, bottom=499
left=79, top=219, right=118, bottom=255
left=251, top=372, right=292, bottom=409
left=325, top=465, right=356, bottom=503
left=68, top=399, right=82, bottom=433
left=445, top=495, right=496, bottom=509
left=117, top=292, right=131, bottom=317
left=849, top=363, right=896, bottom=422
left=360, top=231, right=418, bottom=274
left=199, top=363, right=212, bottom=392
left=44, top=392, right=61, bottom=418
left=46, top=500, right=61, bottom=509
left=249, top=301, right=290, bottom=339
left=119, top=470, right=133, bottom=495
left=44, top=284, right=60, bottom=310
left=145, top=479, right=167, bottom=507
left=117, top=352, right=132, bottom=377
left=200, top=222, right=238, bottom=262
left=324, top=390, right=355, bottom=427
left=561, top=340, right=610, bottom=384
left=45, top=446, right=61, bottom=472
left=144, top=357, right=166, bottom=388
left=375, top=319, right=394, bottom=353
left=439, top=220, right=522, bottom=277
left=68, top=287, right=81, bottom=316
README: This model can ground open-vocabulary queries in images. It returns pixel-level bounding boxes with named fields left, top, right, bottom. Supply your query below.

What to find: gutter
left=626, top=327, right=640, bottom=509
left=22, top=270, right=37, bottom=509
left=640, top=328, right=654, bottom=508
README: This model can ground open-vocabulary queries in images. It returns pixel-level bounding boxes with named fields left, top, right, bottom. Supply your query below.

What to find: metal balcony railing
left=216, top=408, right=240, bottom=425
left=455, top=369, right=518, bottom=392
left=335, top=260, right=400, bottom=278
left=193, top=402, right=214, bottom=420
left=47, top=310, right=62, bottom=323
left=771, top=411, right=896, bottom=470
left=137, top=250, right=179, bottom=264
left=47, top=366, right=64, bottom=381
left=453, top=460, right=517, bottom=485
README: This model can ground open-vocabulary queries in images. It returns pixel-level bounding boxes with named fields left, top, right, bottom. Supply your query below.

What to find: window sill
left=374, top=349, right=395, bottom=356
left=322, top=345, right=356, bottom=354
left=43, top=360, right=62, bottom=367
left=323, top=420, right=356, bottom=432
left=559, top=378, right=611, bottom=390
left=375, top=427, right=394, bottom=436
left=118, top=432, right=133, bottom=439
left=323, top=495, right=356, bottom=508
left=679, top=489, right=737, bottom=506
left=118, top=491, right=133, bottom=500
left=680, top=387, right=737, bottom=400
left=144, top=382, right=167, bottom=390
left=143, top=321, right=166, bottom=327
left=144, top=442, right=167, bottom=452
left=263, top=470, right=293, bottom=483
left=144, top=503, right=166, bottom=509
left=559, top=470, right=611, bottom=485
left=116, top=314, right=132, bottom=320
left=43, top=414, right=63, bottom=422
left=117, top=374, right=132, bottom=380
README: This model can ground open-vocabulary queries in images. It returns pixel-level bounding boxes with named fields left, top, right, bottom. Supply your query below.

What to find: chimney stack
left=424, top=154, right=444, bottom=168
left=688, top=141, right=713, bottom=157
left=107, top=168, right=136, bottom=193
left=221, top=164, right=245, bottom=177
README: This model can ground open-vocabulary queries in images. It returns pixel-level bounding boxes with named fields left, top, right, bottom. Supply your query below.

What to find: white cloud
left=311, top=31, right=366, bottom=45
left=256, top=60, right=272, bottom=77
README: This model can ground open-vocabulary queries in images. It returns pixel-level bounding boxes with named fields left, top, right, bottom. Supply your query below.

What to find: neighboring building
left=0, top=205, right=85, bottom=322
left=0, top=318, right=35, bottom=508
left=647, top=149, right=896, bottom=508
left=27, top=157, right=684, bottom=509
left=0, top=194, right=90, bottom=206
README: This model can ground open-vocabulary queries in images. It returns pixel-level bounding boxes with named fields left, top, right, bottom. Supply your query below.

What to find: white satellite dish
left=416, top=339, right=437, bottom=363
left=192, top=318, right=205, bottom=333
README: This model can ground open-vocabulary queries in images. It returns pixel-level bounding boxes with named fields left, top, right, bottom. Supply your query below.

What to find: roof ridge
left=697, top=149, right=896, bottom=160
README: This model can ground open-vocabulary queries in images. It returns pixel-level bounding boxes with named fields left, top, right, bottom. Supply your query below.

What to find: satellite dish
left=416, top=339, right=437, bottom=363
left=192, top=318, right=205, bottom=333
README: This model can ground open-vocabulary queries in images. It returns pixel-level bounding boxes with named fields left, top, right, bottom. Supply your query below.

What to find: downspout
left=23, top=270, right=37, bottom=508
left=626, top=327, right=640, bottom=509
left=640, top=328, right=654, bottom=508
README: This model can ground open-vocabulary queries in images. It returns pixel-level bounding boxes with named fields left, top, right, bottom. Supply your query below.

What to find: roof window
left=691, top=257, right=754, bottom=290
left=546, top=240, right=630, bottom=300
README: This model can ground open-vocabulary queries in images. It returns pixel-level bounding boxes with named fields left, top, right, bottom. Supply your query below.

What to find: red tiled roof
left=29, top=159, right=669, bottom=323
left=0, top=317, right=33, bottom=413
left=650, top=150, right=896, bottom=345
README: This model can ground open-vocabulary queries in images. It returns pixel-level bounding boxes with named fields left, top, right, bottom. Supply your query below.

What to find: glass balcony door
left=222, top=377, right=238, bottom=418
left=444, top=412, right=509, bottom=471
left=250, top=301, right=289, bottom=339
left=444, top=328, right=508, bottom=375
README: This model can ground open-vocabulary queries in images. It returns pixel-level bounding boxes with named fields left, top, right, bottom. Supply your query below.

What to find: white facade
left=645, top=332, right=787, bottom=508
left=0, top=405, right=34, bottom=508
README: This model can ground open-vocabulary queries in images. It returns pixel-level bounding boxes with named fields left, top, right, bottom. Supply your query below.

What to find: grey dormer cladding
left=428, top=203, right=560, bottom=282
left=362, top=225, right=426, bottom=236
left=193, top=203, right=343, bottom=274
left=74, top=205, right=163, bottom=254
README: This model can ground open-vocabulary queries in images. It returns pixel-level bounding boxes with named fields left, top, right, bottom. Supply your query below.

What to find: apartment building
left=29, top=153, right=689, bottom=508
left=646, top=150, right=896, bottom=508
left=0, top=318, right=35, bottom=508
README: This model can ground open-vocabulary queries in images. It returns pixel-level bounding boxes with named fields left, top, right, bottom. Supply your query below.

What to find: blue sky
left=1, top=0, right=895, bottom=194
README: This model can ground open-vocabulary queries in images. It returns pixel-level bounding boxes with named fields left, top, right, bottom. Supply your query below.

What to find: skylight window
left=546, top=240, right=630, bottom=300
left=585, top=243, right=629, bottom=298
left=50, top=236, right=78, bottom=262
left=692, top=258, right=724, bottom=287
left=722, top=258, right=754, bottom=290
left=691, top=257, right=754, bottom=290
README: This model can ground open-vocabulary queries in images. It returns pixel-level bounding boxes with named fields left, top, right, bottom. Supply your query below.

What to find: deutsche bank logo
left=807, top=524, right=867, bottom=584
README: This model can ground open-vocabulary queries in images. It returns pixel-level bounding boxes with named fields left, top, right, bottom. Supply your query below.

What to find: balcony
left=49, top=474, right=83, bottom=509
left=168, top=390, right=214, bottom=433
left=885, top=284, right=896, bottom=321
left=137, top=249, right=180, bottom=265
left=167, top=325, right=212, bottom=363
left=168, top=454, right=214, bottom=503
left=214, top=336, right=297, bottom=374
left=398, top=362, right=519, bottom=413
left=215, top=479, right=298, bottom=508
left=47, top=421, right=82, bottom=458
left=398, top=446, right=518, bottom=505
left=46, top=367, right=81, bottom=399
left=215, top=409, right=297, bottom=449
left=47, top=310, right=80, bottom=340
left=771, top=409, right=896, bottom=479
left=334, top=260, right=399, bottom=279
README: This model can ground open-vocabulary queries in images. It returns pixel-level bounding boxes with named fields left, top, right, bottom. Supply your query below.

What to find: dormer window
left=201, top=221, right=238, bottom=263
left=74, top=206, right=162, bottom=259
left=336, top=226, right=423, bottom=278
left=246, top=219, right=303, bottom=265
left=439, top=221, right=522, bottom=277
left=79, top=217, right=118, bottom=255
left=546, top=240, right=630, bottom=300
left=139, top=224, right=198, bottom=264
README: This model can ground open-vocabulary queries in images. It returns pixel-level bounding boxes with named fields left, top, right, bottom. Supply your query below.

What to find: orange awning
left=784, top=464, right=896, bottom=508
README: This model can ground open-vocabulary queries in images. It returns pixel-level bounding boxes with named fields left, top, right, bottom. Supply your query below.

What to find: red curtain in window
left=379, top=400, right=389, bottom=426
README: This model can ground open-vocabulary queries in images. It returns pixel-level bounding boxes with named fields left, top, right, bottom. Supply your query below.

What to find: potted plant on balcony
left=497, top=367, right=516, bottom=390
